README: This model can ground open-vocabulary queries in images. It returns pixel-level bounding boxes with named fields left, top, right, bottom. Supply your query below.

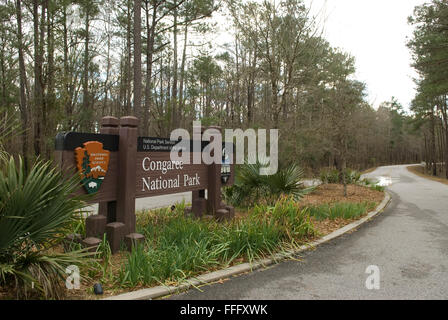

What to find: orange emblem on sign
left=75, top=141, right=110, bottom=194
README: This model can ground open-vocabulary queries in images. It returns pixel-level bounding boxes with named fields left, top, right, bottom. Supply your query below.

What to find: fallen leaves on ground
left=300, top=184, right=383, bottom=207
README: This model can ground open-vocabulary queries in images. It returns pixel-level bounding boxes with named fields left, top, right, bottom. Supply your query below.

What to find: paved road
left=169, top=164, right=448, bottom=300
left=85, top=192, right=193, bottom=214
left=84, top=180, right=319, bottom=214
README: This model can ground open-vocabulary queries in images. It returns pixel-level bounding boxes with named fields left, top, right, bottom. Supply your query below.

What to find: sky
left=305, top=0, right=428, bottom=111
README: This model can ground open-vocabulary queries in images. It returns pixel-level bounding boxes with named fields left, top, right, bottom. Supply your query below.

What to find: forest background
left=0, top=0, right=445, bottom=177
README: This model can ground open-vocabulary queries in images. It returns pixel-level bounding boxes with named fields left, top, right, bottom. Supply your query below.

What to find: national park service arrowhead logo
left=75, top=141, right=110, bottom=194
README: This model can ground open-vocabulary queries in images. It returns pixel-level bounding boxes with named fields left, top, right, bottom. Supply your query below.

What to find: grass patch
left=118, top=197, right=315, bottom=288
left=62, top=184, right=384, bottom=299
left=368, top=184, right=385, bottom=192
left=307, top=201, right=377, bottom=221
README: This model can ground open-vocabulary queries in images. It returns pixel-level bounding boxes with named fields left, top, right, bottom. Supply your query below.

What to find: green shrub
left=0, top=156, right=92, bottom=299
left=361, top=178, right=373, bottom=186
left=343, top=169, right=361, bottom=184
left=319, top=168, right=340, bottom=183
left=224, top=161, right=314, bottom=207
left=369, top=185, right=385, bottom=192
left=319, top=168, right=361, bottom=185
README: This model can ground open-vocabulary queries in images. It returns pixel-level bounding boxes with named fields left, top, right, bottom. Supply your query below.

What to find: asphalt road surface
left=169, top=164, right=448, bottom=300
left=84, top=180, right=319, bottom=213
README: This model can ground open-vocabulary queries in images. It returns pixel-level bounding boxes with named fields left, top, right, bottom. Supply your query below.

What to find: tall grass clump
left=251, top=197, right=315, bottom=241
left=216, top=216, right=282, bottom=263
left=307, top=202, right=376, bottom=221
left=119, top=198, right=315, bottom=288
left=84, top=233, right=112, bottom=282
left=120, top=206, right=227, bottom=287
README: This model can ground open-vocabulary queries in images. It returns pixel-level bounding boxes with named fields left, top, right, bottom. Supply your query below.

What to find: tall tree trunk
left=103, top=35, right=111, bottom=116
left=234, top=35, right=240, bottom=126
left=62, top=5, right=72, bottom=130
left=171, top=0, right=179, bottom=129
left=46, top=0, right=55, bottom=158
left=125, top=1, right=132, bottom=115
left=247, top=48, right=256, bottom=125
left=440, top=97, right=448, bottom=179
left=144, top=1, right=157, bottom=136
left=159, top=55, right=164, bottom=135
left=179, top=23, right=188, bottom=127
left=103, top=7, right=112, bottom=116
left=16, top=0, right=29, bottom=163
left=0, top=34, right=7, bottom=111
left=430, top=108, right=437, bottom=176
left=33, top=0, right=43, bottom=156
left=134, top=0, right=142, bottom=128
left=82, top=8, right=90, bottom=131
left=271, top=81, right=279, bottom=128
left=40, top=0, right=47, bottom=146
left=424, top=133, right=429, bottom=171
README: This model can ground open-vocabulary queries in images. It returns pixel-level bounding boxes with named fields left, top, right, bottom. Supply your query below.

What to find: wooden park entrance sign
left=55, top=116, right=235, bottom=253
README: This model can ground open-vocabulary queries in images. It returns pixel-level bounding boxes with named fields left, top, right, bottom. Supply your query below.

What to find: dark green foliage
left=369, top=185, right=385, bottom=192
left=319, top=168, right=340, bottom=184
left=408, top=0, right=448, bottom=179
left=343, top=169, right=361, bottom=184
left=224, top=161, right=314, bottom=207
left=319, top=168, right=361, bottom=184
left=0, top=156, right=92, bottom=299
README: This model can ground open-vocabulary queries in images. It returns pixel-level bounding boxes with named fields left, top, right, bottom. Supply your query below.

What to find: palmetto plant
left=267, top=164, right=312, bottom=199
left=0, top=156, right=92, bottom=299
left=224, top=161, right=314, bottom=207
left=320, top=167, right=362, bottom=185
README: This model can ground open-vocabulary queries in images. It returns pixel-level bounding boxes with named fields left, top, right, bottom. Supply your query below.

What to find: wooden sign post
left=55, top=116, right=235, bottom=253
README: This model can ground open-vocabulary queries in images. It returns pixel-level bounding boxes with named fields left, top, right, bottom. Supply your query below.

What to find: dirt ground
left=311, top=217, right=357, bottom=237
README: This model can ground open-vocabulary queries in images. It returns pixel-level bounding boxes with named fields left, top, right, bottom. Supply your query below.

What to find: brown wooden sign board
left=55, top=116, right=235, bottom=253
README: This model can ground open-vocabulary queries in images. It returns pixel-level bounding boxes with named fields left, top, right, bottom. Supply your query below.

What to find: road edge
left=407, top=164, right=448, bottom=186
left=103, top=192, right=392, bottom=300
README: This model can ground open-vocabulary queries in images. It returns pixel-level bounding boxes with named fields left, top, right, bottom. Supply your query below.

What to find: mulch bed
left=311, top=217, right=360, bottom=237
left=234, top=184, right=383, bottom=219
left=302, top=184, right=384, bottom=237
left=300, top=183, right=384, bottom=207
